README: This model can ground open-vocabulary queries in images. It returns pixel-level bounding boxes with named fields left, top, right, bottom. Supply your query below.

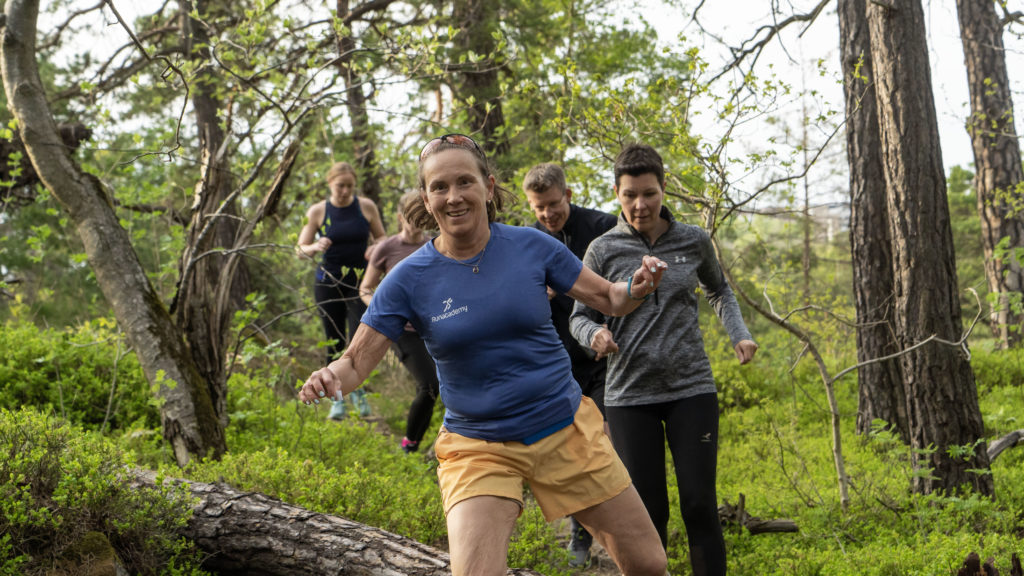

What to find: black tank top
left=317, top=197, right=370, bottom=281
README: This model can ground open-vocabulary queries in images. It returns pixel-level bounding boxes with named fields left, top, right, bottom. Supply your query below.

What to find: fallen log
left=718, top=494, right=798, bottom=535
left=130, top=469, right=542, bottom=576
left=987, top=429, right=1024, bottom=463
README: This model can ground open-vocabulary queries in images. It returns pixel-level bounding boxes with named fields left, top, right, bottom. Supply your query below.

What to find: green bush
left=178, top=370, right=448, bottom=546
left=972, top=346, right=1024, bottom=392
left=0, top=318, right=158, bottom=432
left=0, top=407, right=206, bottom=575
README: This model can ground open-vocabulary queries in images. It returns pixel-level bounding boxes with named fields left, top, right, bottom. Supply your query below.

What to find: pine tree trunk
left=336, top=0, right=386, bottom=205
left=451, top=0, right=509, bottom=156
left=838, top=0, right=907, bottom=439
left=865, top=0, right=993, bottom=495
left=956, top=0, right=1024, bottom=348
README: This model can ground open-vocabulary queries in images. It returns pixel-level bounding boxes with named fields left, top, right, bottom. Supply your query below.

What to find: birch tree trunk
left=0, top=0, right=225, bottom=466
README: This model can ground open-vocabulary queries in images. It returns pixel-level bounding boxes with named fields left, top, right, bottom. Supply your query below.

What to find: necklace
left=441, top=243, right=487, bottom=273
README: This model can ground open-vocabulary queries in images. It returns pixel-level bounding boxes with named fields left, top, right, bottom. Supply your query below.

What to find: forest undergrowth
left=1, top=317, right=1023, bottom=575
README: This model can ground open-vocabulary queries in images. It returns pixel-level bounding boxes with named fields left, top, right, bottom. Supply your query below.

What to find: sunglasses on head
left=419, top=133, right=486, bottom=162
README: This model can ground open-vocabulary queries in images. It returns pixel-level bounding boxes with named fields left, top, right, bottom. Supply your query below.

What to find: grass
left=3, top=318, right=1023, bottom=575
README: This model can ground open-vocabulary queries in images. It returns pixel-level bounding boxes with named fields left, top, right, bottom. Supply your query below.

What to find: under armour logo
left=442, top=297, right=453, bottom=313
left=676, top=255, right=687, bottom=263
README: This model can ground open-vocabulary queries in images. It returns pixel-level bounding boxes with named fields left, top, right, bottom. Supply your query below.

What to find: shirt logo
left=675, top=255, right=686, bottom=263
left=432, top=297, right=468, bottom=323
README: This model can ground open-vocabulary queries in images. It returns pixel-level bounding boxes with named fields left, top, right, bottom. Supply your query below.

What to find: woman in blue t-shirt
left=298, top=135, right=669, bottom=576
left=296, top=161, right=385, bottom=419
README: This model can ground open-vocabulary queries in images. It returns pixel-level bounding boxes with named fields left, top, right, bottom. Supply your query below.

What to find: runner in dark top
left=296, top=161, right=385, bottom=419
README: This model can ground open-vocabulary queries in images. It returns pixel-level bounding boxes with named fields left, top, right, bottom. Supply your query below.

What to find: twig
left=101, top=330, right=126, bottom=433
left=102, top=0, right=189, bottom=163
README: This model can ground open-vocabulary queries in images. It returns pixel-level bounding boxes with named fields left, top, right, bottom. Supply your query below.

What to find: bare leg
left=446, top=496, right=520, bottom=576
left=574, top=485, right=668, bottom=576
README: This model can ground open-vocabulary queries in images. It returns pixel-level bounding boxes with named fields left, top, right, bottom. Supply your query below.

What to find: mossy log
left=130, top=469, right=542, bottom=576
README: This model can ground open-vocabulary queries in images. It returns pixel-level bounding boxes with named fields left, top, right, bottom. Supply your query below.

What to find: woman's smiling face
left=420, top=148, right=494, bottom=239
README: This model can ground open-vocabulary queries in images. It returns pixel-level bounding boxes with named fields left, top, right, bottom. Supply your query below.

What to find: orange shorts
left=434, top=396, right=631, bottom=522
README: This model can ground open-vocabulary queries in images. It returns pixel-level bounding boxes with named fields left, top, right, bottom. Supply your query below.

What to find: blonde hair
left=326, top=161, right=356, bottom=183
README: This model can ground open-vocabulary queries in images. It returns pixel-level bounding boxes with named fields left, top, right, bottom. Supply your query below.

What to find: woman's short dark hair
left=613, top=144, right=665, bottom=188
left=406, top=139, right=515, bottom=230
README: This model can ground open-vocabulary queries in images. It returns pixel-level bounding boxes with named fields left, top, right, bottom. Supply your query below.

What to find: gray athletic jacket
left=569, top=207, right=752, bottom=407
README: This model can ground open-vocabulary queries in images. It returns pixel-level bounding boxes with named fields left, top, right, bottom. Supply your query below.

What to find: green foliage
left=0, top=318, right=159, bottom=432
left=506, top=505, right=571, bottom=576
left=713, top=367, right=1024, bottom=576
left=971, top=346, right=1024, bottom=394
left=0, top=407, right=206, bottom=575
left=173, top=369, right=448, bottom=546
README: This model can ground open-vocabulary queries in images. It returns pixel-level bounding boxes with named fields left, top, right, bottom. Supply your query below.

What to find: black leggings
left=314, top=269, right=364, bottom=364
left=605, top=393, right=725, bottom=576
left=392, top=330, right=440, bottom=443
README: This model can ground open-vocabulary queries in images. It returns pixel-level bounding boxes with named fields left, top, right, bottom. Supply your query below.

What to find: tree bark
left=956, top=0, right=1024, bottom=348
left=129, top=469, right=543, bottom=576
left=450, top=0, right=509, bottom=156
left=335, top=0, right=389, bottom=206
left=173, top=0, right=252, bottom=434
left=865, top=0, right=993, bottom=495
left=0, top=0, right=225, bottom=466
left=838, top=0, right=907, bottom=440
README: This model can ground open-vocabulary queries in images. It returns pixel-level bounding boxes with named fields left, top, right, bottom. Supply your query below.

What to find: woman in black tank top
left=295, top=161, right=385, bottom=419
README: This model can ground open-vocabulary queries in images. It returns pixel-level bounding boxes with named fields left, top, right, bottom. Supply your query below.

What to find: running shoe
left=349, top=388, right=372, bottom=417
left=567, top=517, right=593, bottom=568
left=327, top=397, right=347, bottom=421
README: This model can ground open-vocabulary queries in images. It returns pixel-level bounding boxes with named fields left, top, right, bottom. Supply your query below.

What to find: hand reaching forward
left=298, top=366, right=344, bottom=405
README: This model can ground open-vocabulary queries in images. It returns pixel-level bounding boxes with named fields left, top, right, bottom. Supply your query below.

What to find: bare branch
left=102, top=0, right=189, bottom=162
left=36, top=1, right=105, bottom=51
left=707, top=0, right=832, bottom=84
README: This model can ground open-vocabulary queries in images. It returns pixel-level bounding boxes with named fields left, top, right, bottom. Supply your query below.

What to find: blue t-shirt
left=362, top=223, right=584, bottom=441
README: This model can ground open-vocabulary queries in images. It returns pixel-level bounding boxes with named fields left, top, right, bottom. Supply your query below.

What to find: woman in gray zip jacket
left=570, top=143, right=757, bottom=576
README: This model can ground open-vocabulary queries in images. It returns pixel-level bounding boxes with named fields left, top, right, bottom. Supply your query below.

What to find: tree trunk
left=129, top=469, right=543, bottom=576
left=450, top=0, right=509, bottom=156
left=865, top=0, right=993, bottom=495
left=956, top=0, right=1024, bottom=348
left=336, top=0, right=386, bottom=205
left=0, top=0, right=225, bottom=466
left=838, top=0, right=907, bottom=439
left=175, top=0, right=251, bottom=431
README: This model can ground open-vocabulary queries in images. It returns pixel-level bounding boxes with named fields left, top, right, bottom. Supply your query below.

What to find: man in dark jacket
left=523, top=162, right=617, bottom=567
